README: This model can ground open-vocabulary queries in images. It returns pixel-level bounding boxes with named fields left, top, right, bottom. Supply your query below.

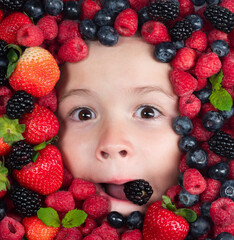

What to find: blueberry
left=186, top=148, right=208, bottom=169
left=179, top=135, right=198, bottom=152
left=97, top=26, right=119, bottom=46
left=216, top=232, right=234, bottom=240
left=126, top=211, right=144, bottom=230
left=202, top=111, right=224, bottom=132
left=44, top=0, right=63, bottom=16
left=63, top=1, right=80, bottom=20
left=107, top=211, right=125, bottom=228
left=172, top=40, right=185, bottom=50
left=206, top=0, right=220, bottom=5
left=79, top=19, right=97, bottom=40
left=194, top=88, right=212, bottom=104
left=23, top=0, right=44, bottom=21
left=173, top=116, right=193, bottom=136
left=185, top=235, right=196, bottom=240
left=0, top=57, right=9, bottom=70
left=211, top=40, right=230, bottom=58
left=190, top=0, right=206, bottom=6
left=94, top=8, right=115, bottom=27
left=178, top=172, right=184, bottom=187
left=138, top=7, right=151, bottom=29
left=219, top=107, right=234, bottom=119
left=220, top=180, right=234, bottom=201
left=154, top=42, right=176, bottom=63
left=104, top=0, right=130, bottom=15
left=186, top=14, right=204, bottom=31
left=208, top=162, right=229, bottom=181
left=0, top=200, right=7, bottom=221
left=189, top=216, right=211, bottom=238
left=201, top=201, right=212, bottom=219
left=179, top=188, right=199, bottom=207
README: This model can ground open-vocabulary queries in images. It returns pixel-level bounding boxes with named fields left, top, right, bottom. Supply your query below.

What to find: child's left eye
left=135, top=105, right=161, bottom=119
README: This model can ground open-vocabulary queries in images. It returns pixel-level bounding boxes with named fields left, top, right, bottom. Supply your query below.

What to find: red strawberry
left=13, top=144, right=63, bottom=195
left=0, top=12, right=31, bottom=44
left=0, top=10, right=4, bottom=23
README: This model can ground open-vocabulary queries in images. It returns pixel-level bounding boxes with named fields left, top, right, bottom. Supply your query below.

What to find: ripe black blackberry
left=6, top=90, right=35, bottom=119
left=6, top=141, right=34, bottom=171
left=204, top=5, right=234, bottom=34
left=147, top=0, right=179, bottom=21
left=11, top=185, right=42, bottom=217
left=0, top=69, right=7, bottom=86
left=0, top=0, right=25, bottom=11
left=169, top=19, right=193, bottom=41
left=0, top=40, right=8, bottom=57
left=124, top=179, right=153, bottom=206
left=208, top=131, right=234, bottom=159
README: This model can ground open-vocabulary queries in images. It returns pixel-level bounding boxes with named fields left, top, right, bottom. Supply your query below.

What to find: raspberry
left=141, top=21, right=170, bottom=45
left=0, top=86, right=13, bottom=115
left=201, top=143, right=222, bottom=167
left=209, top=197, right=234, bottom=227
left=61, top=167, right=74, bottom=189
left=83, top=234, right=102, bottom=240
left=166, top=185, right=182, bottom=204
left=183, top=168, right=207, bottom=195
left=58, top=37, right=88, bottom=63
left=228, top=160, right=234, bottom=180
left=128, top=0, right=149, bottom=11
left=214, top=222, right=234, bottom=238
left=114, top=8, right=138, bottom=37
left=220, top=0, right=234, bottom=13
left=179, top=155, right=189, bottom=172
left=195, top=77, right=207, bottom=91
left=55, top=227, right=82, bottom=240
left=68, top=178, right=96, bottom=201
left=185, top=30, right=207, bottom=52
left=222, top=56, right=234, bottom=88
left=171, top=47, right=197, bottom=71
left=207, top=29, right=230, bottom=46
left=45, top=191, right=75, bottom=212
left=200, top=178, right=221, bottom=202
left=80, top=0, right=102, bottom=20
left=200, top=103, right=218, bottom=117
left=91, top=221, right=120, bottom=240
left=78, top=217, right=97, bottom=236
left=178, top=0, right=194, bottom=18
left=16, top=24, right=45, bottom=47
left=0, top=216, right=25, bottom=240
left=47, top=43, right=64, bottom=65
left=37, top=16, right=58, bottom=41
left=229, top=29, right=234, bottom=48
left=169, top=69, right=197, bottom=97
left=195, top=52, right=222, bottom=79
left=83, top=195, right=110, bottom=219
left=121, top=229, right=143, bottom=240
left=179, top=94, right=201, bottom=119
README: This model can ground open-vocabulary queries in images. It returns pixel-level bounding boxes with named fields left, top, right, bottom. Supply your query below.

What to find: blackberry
left=169, top=19, right=193, bottom=41
left=0, top=69, right=7, bottom=86
left=124, top=179, right=153, bottom=206
left=0, top=0, right=25, bottom=11
left=0, top=40, right=8, bottom=57
left=208, top=131, right=234, bottom=159
left=204, top=5, right=234, bottom=34
left=6, top=141, right=34, bottom=171
left=6, top=90, right=35, bottom=119
left=147, top=0, right=179, bottom=21
left=11, top=185, right=41, bottom=217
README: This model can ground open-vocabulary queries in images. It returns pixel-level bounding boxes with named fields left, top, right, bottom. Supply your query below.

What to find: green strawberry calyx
left=0, top=159, right=10, bottom=192
left=161, top=195, right=197, bottom=223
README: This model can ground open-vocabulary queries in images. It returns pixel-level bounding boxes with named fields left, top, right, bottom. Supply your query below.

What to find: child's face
left=57, top=35, right=182, bottom=215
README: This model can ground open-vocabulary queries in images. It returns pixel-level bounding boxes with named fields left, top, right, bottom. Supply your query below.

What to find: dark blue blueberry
left=44, top=0, right=63, bottom=16
left=185, top=235, right=196, bottom=240
left=138, top=7, right=151, bottom=29
left=220, top=180, right=234, bottom=201
left=179, top=135, right=198, bottom=152
left=194, top=88, right=212, bottom=104
left=186, top=14, right=204, bottom=31
left=219, top=107, right=234, bottom=119
left=104, top=0, right=129, bottom=15
left=97, top=26, right=119, bottom=46
left=172, top=40, right=185, bottom=50
left=63, top=1, right=80, bottom=20
left=179, top=188, right=200, bottom=207
left=211, top=40, right=230, bottom=58
left=23, top=0, right=44, bottom=21
left=186, top=148, right=208, bottom=169
left=201, top=201, right=212, bottom=219
left=126, top=211, right=144, bottom=230
left=154, top=42, right=176, bottom=63
left=178, top=172, right=184, bottom=187
left=0, top=201, right=7, bottom=221
left=107, top=211, right=125, bottom=228
left=191, top=0, right=206, bottom=6
left=0, top=57, right=9, bottom=70
left=79, top=19, right=97, bottom=40
left=94, top=8, right=115, bottom=27
left=202, top=111, right=224, bottom=132
left=206, top=0, right=220, bottom=5
left=189, top=216, right=211, bottom=238
left=208, top=162, right=229, bottom=181
left=216, top=232, right=234, bottom=240
left=173, top=116, right=193, bottom=136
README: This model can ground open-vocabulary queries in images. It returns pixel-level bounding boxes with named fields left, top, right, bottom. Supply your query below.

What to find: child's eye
left=135, top=105, right=161, bottom=119
left=69, top=107, right=96, bottom=121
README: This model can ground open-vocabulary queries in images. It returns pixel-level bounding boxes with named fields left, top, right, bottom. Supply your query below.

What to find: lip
left=100, top=179, right=134, bottom=185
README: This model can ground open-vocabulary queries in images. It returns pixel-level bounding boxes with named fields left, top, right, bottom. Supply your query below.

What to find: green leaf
left=37, top=207, right=61, bottom=228
left=7, top=44, right=22, bottom=57
left=62, top=209, right=87, bottom=228
left=6, top=62, right=17, bottom=79
left=209, top=88, right=233, bottom=111
left=162, top=195, right=172, bottom=205
left=175, top=208, right=197, bottom=223
left=209, top=70, right=223, bottom=91
left=34, top=142, right=47, bottom=151
left=0, top=181, right=7, bottom=191
left=32, top=152, right=39, bottom=163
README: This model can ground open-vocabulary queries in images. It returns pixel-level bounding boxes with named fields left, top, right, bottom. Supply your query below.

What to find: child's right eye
left=69, top=107, right=96, bottom=121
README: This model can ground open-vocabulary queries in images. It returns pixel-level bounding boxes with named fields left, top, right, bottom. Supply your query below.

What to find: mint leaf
left=62, top=209, right=87, bottom=228
left=209, top=88, right=233, bottom=111
left=175, top=208, right=197, bottom=223
left=209, top=70, right=223, bottom=91
left=37, top=207, right=61, bottom=228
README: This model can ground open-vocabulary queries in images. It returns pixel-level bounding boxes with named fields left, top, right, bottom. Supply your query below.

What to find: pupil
left=79, top=109, right=92, bottom=120
left=141, top=107, right=154, bottom=118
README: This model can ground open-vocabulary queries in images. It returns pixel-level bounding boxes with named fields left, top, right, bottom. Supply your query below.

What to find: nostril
left=119, top=150, right=127, bottom=157
left=101, top=151, right=109, bottom=159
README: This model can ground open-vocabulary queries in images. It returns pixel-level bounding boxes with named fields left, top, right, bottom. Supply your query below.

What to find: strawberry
left=0, top=12, right=31, bottom=44
left=9, top=47, right=60, bottom=97
left=13, top=144, right=63, bottom=195
left=0, top=138, right=11, bottom=156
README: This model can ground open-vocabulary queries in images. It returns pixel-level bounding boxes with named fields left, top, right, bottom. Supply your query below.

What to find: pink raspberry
left=61, top=167, right=74, bottom=189
left=200, top=178, right=221, bottom=202
left=121, top=229, right=143, bottom=240
left=16, top=23, right=44, bottom=47
left=187, top=202, right=202, bottom=216
left=179, top=94, right=201, bottom=119
left=80, top=0, right=101, bottom=20
left=82, top=195, right=110, bottom=219
left=48, top=43, right=64, bottom=65
left=185, top=30, right=207, bottom=52
left=200, top=103, right=218, bottom=117
left=141, top=21, right=170, bottom=45
left=68, top=178, right=96, bottom=201
left=179, top=155, right=189, bottom=172
left=0, top=86, right=13, bottom=115
left=92, top=221, right=120, bottom=240
left=228, top=160, right=234, bottom=180
left=0, top=216, right=25, bottom=240
left=195, top=77, right=207, bottom=91
left=214, top=222, right=234, bottom=238
left=36, top=88, right=58, bottom=112
left=220, top=0, right=234, bottom=13
left=58, top=37, right=88, bottom=63
left=55, top=227, right=82, bottom=240
left=46, top=12, right=64, bottom=23
left=210, top=197, right=234, bottom=227
left=128, top=0, right=149, bottom=11
left=169, top=69, right=197, bottom=97
left=114, top=8, right=138, bottom=37
left=78, top=216, right=97, bottom=236
left=200, top=143, right=221, bottom=167
left=166, top=185, right=182, bottom=204
left=222, top=56, right=234, bottom=88
left=183, top=168, right=207, bottom=195
left=37, top=16, right=58, bottom=40
left=178, top=0, right=194, bottom=17
left=207, top=29, right=230, bottom=46
left=83, top=234, right=103, bottom=240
